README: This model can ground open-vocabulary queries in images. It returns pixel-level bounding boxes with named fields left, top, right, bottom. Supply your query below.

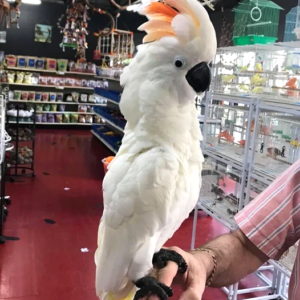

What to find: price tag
left=56, top=86, right=64, bottom=90
left=58, top=71, right=65, bottom=75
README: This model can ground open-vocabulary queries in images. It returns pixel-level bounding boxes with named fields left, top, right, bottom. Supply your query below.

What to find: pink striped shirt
left=235, top=160, right=300, bottom=300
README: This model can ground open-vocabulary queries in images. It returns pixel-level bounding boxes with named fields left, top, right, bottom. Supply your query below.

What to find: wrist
left=190, top=248, right=216, bottom=285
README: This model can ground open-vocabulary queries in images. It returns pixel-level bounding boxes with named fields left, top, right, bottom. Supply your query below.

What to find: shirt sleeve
left=234, top=160, right=300, bottom=260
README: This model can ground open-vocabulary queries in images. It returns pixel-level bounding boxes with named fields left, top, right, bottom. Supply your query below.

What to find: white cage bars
left=98, top=29, right=134, bottom=59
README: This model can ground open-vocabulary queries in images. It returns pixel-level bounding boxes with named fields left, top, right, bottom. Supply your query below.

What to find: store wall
left=0, top=0, right=297, bottom=62
left=0, top=2, right=146, bottom=62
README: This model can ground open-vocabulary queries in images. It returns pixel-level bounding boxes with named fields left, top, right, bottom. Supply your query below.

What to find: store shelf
left=7, top=66, right=57, bottom=73
left=9, top=83, right=94, bottom=91
left=37, top=111, right=95, bottom=115
left=7, top=66, right=96, bottom=77
left=106, top=98, right=120, bottom=105
left=8, top=121, right=98, bottom=126
left=94, top=112, right=124, bottom=133
left=9, top=100, right=106, bottom=106
left=91, top=130, right=117, bottom=154
left=95, top=76, right=120, bottom=82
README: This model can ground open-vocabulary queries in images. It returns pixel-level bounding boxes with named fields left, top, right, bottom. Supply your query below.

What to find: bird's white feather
left=95, top=0, right=215, bottom=299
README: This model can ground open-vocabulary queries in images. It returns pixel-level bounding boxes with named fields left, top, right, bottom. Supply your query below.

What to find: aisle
left=0, top=130, right=256, bottom=300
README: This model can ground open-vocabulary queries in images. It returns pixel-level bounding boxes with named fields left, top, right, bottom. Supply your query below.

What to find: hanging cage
left=232, top=0, right=283, bottom=46
left=98, top=29, right=134, bottom=60
left=284, top=6, right=300, bottom=42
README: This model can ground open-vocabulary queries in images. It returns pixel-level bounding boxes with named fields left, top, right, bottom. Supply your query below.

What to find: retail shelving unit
left=0, top=85, right=10, bottom=244
left=193, top=43, right=300, bottom=300
left=6, top=65, right=122, bottom=127
left=91, top=85, right=124, bottom=153
left=6, top=102, right=36, bottom=178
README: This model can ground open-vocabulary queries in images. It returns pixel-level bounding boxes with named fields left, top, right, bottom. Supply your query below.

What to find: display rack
left=0, top=84, right=11, bottom=244
left=193, top=43, right=300, bottom=300
left=6, top=102, right=36, bottom=178
left=91, top=87, right=124, bottom=153
left=5, top=62, right=123, bottom=128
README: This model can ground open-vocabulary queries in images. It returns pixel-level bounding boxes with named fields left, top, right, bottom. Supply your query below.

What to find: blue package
left=18, top=57, right=26, bottom=67
left=36, top=92, right=42, bottom=101
left=28, top=58, right=35, bottom=68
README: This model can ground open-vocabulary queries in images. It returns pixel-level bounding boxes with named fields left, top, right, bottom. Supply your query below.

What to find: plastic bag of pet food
left=93, top=115, right=101, bottom=123
left=78, top=105, right=87, bottom=113
left=49, top=92, right=56, bottom=102
left=31, top=73, right=39, bottom=85
left=15, top=72, right=24, bottom=83
left=88, top=94, right=95, bottom=103
left=47, top=114, right=55, bottom=123
left=28, top=91, right=36, bottom=101
left=55, top=114, right=63, bottom=123
left=42, top=92, right=49, bottom=101
left=70, top=114, right=78, bottom=123
left=85, top=115, right=93, bottom=123
left=14, top=90, right=21, bottom=100
left=42, top=114, right=47, bottom=123
left=63, top=114, right=70, bottom=123
left=21, top=91, right=29, bottom=101
left=23, top=72, right=32, bottom=84
left=35, top=92, right=42, bottom=101
left=78, top=115, right=86, bottom=123
left=86, top=105, right=93, bottom=113
left=36, top=104, right=43, bottom=112
left=80, top=94, right=87, bottom=103
left=7, top=71, right=15, bottom=83
left=58, top=104, right=66, bottom=112
left=43, top=104, right=51, bottom=112
left=56, top=93, right=63, bottom=102
left=72, top=92, right=79, bottom=102
left=51, top=104, right=57, bottom=112
left=36, top=114, right=42, bottom=123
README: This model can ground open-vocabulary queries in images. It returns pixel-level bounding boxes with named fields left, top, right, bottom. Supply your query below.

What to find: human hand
left=154, top=246, right=211, bottom=300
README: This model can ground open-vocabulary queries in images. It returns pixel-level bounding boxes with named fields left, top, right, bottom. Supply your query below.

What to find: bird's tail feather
left=99, top=280, right=136, bottom=300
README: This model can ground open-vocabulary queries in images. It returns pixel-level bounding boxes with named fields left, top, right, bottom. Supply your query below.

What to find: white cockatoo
left=95, top=1, right=217, bottom=300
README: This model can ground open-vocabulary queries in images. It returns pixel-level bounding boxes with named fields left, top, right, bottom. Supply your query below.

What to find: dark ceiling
left=58, top=0, right=242, bottom=13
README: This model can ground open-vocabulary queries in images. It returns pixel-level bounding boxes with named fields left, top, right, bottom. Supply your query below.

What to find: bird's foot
left=152, top=248, right=188, bottom=274
left=134, top=276, right=173, bottom=300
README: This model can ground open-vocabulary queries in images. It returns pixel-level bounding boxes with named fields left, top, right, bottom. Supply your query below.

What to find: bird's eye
left=174, top=56, right=185, bottom=68
left=175, top=60, right=183, bottom=68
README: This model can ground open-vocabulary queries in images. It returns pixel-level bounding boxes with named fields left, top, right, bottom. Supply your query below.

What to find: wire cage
left=211, top=45, right=291, bottom=97
left=284, top=6, right=300, bottom=42
left=98, top=29, right=134, bottom=60
left=232, top=0, right=283, bottom=46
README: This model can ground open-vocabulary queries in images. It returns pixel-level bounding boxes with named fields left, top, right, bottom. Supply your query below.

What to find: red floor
left=0, top=130, right=267, bottom=300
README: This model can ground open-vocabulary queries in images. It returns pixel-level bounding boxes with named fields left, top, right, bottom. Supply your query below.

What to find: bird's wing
left=95, top=146, right=180, bottom=294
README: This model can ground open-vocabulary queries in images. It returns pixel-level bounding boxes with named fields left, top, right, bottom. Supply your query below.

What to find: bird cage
left=232, top=0, right=283, bottom=46
left=98, top=29, right=134, bottom=61
left=284, top=6, right=300, bottom=42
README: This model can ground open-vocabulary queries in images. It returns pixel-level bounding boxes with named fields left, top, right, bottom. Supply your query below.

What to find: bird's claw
left=134, top=276, right=173, bottom=300
left=152, top=248, right=188, bottom=274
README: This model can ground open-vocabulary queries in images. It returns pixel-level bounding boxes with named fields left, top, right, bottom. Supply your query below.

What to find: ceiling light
left=22, top=0, right=41, bottom=4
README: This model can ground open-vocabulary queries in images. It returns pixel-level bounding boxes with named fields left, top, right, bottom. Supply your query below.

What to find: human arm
left=157, top=159, right=300, bottom=300
left=156, top=229, right=268, bottom=300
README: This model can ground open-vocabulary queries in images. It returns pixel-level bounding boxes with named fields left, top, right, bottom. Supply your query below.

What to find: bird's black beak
left=186, top=62, right=211, bottom=93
